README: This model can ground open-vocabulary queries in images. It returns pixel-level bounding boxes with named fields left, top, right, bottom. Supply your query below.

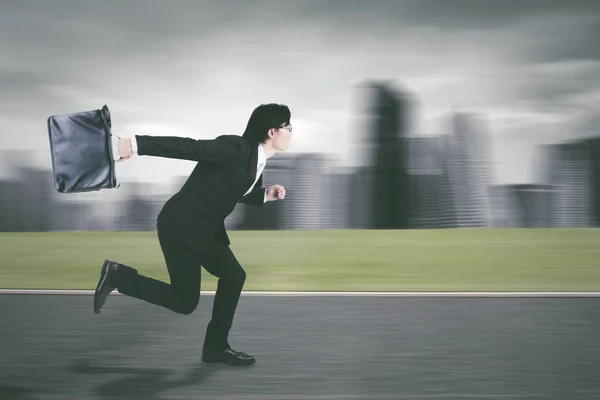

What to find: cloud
left=0, top=0, right=598, bottom=184
left=507, top=13, right=600, bottom=63
left=486, top=60, right=600, bottom=113
left=0, top=70, right=63, bottom=112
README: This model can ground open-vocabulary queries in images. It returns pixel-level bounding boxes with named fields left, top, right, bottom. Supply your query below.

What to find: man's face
left=272, top=123, right=293, bottom=151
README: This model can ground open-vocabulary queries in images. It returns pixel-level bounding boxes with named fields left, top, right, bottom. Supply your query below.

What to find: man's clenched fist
left=116, top=138, right=133, bottom=162
left=266, top=185, right=286, bottom=201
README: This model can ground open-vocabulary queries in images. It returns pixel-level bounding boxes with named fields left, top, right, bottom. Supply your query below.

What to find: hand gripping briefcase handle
left=47, top=104, right=121, bottom=193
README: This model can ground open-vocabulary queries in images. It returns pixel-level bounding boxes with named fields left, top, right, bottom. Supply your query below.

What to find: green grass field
left=1, top=228, right=599, bottom=291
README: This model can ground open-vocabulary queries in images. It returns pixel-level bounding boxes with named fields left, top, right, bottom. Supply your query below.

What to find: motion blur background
left=1, top=0, right=599, bottom=232
left=2, top=3, right=600, bottom=398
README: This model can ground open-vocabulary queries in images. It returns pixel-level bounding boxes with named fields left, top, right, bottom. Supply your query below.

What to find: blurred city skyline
left=1, top=80, right=599, bottom=232
left=1, top=0, right=599, bottom=185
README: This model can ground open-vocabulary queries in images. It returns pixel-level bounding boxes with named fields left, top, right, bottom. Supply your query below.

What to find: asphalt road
left=0, top=294, right=599, bottom=399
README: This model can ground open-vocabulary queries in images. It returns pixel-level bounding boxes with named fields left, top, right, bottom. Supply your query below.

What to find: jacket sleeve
left=134, top=134, right=242, bottom=165
left=238, top=175, right=267, bottom=207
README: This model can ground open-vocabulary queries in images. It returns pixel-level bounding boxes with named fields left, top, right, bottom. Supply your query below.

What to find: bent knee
left=234, top=268, right=246, bottom=285
left=178, top=295, right=199, bottom=315
left=223, top=268, right=246, bottom=287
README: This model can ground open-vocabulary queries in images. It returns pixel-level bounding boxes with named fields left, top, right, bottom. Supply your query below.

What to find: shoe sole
left=93, top=260, right=111, bottom=315
left=201, top=356, right=255, bottom=366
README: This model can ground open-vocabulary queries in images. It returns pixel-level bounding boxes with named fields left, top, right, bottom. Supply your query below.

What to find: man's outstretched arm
left=116, top=134, right=242, bottom=165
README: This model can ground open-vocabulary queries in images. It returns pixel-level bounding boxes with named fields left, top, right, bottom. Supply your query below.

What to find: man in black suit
left=93, top=103, right=292, bottom=366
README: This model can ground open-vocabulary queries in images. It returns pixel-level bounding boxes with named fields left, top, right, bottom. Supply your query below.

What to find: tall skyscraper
left=289, top=153, right=329, bottom=229
left=502, top=184, right=554, bottom=228
left=361, top=81, right=412, bottom=229
left=440, top=112, right=494, bottom=227
left=591, top=137, right=600, bottom=226
left=324, top=166, right=352, bottom=229
left=0, top=180, right=23, bottom=232
left=406, top=136, right=448, bottom=228
left=349, top=166, right=373, bottom=229
left=488, top=184, right=519, bottom=228
left=538, top=137, right=599, bottom=227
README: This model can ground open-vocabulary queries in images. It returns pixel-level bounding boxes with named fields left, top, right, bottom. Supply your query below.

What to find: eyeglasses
left=279, top=125, right=292, bottom=133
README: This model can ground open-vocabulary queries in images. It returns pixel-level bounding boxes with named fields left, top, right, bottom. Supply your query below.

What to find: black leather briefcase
left=47, top=105, right=120, bottom=193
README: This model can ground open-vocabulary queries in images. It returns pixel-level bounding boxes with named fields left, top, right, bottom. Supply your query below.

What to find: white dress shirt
left=243, top=142, right=268, bottom=202
left=127, top=136, right=267, bottom=203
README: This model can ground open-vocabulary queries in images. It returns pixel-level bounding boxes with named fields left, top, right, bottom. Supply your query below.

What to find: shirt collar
left=257, top=143, right=266, bottom=165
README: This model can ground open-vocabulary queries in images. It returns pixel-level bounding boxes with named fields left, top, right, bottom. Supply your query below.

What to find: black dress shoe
left=93, top=259, right=118, bottom=314
left=202, top=348, right=256, bottom=366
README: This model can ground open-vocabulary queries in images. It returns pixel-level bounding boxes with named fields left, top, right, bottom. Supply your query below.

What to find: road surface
left=1, top=293, right=599, bottom=399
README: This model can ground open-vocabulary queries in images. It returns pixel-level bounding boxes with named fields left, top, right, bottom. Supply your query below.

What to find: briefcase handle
left=110, top=134, right=122, bottom=162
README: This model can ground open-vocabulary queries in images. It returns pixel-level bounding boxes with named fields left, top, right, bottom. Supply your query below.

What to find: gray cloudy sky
left=1, top=0, right=599, bottom=184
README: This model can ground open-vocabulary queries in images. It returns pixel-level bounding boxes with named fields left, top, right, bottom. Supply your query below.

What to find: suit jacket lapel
left=248, top=144, right=258, bottom=179
left=238, top=144, right=258, bottom=201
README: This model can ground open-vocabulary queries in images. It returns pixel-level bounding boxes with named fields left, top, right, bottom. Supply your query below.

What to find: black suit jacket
left=135, top=134, right=266, bottom=250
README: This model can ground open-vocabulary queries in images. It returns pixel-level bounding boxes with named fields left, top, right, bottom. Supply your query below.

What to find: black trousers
left=113, top=226, right=246, bottom=351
